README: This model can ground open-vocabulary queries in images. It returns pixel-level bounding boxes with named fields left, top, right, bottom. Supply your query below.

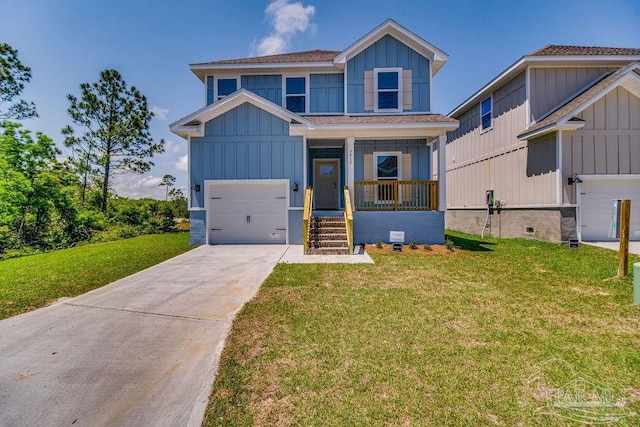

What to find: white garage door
left=579, top=176, right=640, bottom=241
left=208, top=181, right=287, bottom=244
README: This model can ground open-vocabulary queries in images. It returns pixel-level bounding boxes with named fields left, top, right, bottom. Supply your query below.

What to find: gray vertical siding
left=241, top=75, right=283, bottom=106
left=309, top=73, right=344, bottom=113
left=190, top=102, right=304, bottom=209
left=346, top=35, right=431, bottom=113
left=561, top=85, right=640, bottom=203
left=354, top=139, right=431, bottom=180
left=530, top=67, right=618, bottom=122
left=446, top=72, right=561, bottom=207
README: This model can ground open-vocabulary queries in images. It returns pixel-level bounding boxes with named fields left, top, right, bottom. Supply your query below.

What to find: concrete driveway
left=583, top=241, right=640, bottom=255
left=0, top=245, right=288, bottom=427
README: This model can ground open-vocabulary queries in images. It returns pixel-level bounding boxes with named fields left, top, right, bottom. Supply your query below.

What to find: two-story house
left=446, top=46, right=640, bottom=242
left=170, top=19, right=458, bottom=251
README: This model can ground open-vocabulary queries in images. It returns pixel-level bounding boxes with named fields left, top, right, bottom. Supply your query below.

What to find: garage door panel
left=208, top=182, right=287, bottom=244
left=580, top=178, right=640, bottom=241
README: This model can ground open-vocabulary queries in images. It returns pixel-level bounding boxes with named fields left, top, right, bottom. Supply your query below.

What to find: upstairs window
left=481, top=96, right=492, bottom=130
left=285, top=77, right=306, bottom=113
left=217, top=78, right=238, bottom=100
left=374, top=68, right=402, bottom=112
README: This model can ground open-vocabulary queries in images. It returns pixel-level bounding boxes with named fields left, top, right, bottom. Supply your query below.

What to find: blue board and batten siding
left=347, top=34, right=431, bottom=113
left=354, top=139, right=431, bottom=180
left=309, top=74, right=344, bottom=113
left=189, top=102, right=304, bottom=245
left=241, top=75, right=283, bottom=106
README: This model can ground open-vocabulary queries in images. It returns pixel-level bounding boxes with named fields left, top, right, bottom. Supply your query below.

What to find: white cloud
left=254, top=0, right=316, bottom=56
left=163, top=139, right=182, bottom=154
left=151, top=105, right=169, bottom=121
left=110, top=174, right=166, bottom=199
left=175, top=154, right=188, bottom=172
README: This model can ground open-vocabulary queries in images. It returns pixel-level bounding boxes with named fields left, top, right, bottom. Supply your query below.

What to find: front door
left=314, top=159, right=339, bottom=210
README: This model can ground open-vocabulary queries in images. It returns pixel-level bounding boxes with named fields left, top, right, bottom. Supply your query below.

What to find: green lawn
left=0, top=233, right=191, bottom=320
left=205, top=232, right=640, bottom=426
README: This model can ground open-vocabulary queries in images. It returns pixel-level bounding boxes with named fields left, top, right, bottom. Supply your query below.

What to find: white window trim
left=282, top=74, right=310, bottom=113
left=374, top=68, right=403, bottom=113
left=214, top=76, right=241, bottom=101
left=480, top=95, right=493, bottom=133
left=373, top=151, right=403, bottom=204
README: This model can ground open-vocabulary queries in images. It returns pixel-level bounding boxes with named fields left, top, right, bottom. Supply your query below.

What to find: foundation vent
left=525, top=226, right=535, bottom=234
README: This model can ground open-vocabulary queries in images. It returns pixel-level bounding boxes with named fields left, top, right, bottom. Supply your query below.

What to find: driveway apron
left=0, top=245, right=287, bottom=426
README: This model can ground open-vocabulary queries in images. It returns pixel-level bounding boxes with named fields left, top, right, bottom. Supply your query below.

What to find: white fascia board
left=577, top=174, right=640, bottom=181
left=290, top=123, right=458, bottom=139
left=525, top=55, right=640, bottom=66
left=449, top=56, right=640, bottom=118
left=190, top=62, right=341, bottom=81
left=334, top=19, right=448, bottom=75
left=517, top=121, right=585, bottom=141
left=448, top=58, right=527, bottom=117
left=169, top=89, right=314, bottom=137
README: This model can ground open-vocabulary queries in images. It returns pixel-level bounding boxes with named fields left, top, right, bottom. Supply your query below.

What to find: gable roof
left=169, top=88, right=313, bottom=138
left=190, top=19, right=448, bottom=80
left=529, top=45, right=640, bottom=56
left=334, top=19, right=448, bottom=76
left=449, top=44, right=640, bottom=118
left=191, top=50, right=340, bottom=66
left=517, top=62, right=640, bottom=140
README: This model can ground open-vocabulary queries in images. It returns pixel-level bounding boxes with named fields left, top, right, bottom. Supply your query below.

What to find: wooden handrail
left=303, top=187, right=313, bottom=253
left=343, top=186, right=353, bottom=251
left=353, top=180, right=438, bottom=211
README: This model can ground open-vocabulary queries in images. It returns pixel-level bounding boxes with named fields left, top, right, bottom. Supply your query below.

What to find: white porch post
left=438, top=134, right=447, bottom=212
left=346, top=136, right=355, bottom=206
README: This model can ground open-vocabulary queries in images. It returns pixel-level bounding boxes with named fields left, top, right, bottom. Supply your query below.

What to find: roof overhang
left=169, top=88, right=313, bottom=139
left=290, top=121, right=459, bottom=139
left=189, top=62, right=340, bottom=82
left=517, top=119, right=586, bottom=141
left=517, top=63, right=640, bottom=140
left=334, top=19, right=448, bottom=76
left=449, top=55, right=640, bottom=118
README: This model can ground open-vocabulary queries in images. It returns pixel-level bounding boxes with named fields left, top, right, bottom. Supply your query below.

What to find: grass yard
left=0, top=232, right=191, bottom=320
left=205, top=232, right=640, bottom=426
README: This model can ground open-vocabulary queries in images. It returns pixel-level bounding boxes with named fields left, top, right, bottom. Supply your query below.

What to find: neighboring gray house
left=170, top=20, right=458, bottom=249
left=446, top=46, right=640, bottom=242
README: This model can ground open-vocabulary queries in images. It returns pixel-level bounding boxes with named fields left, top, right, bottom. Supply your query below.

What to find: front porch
left=303, top=180, right=442, bottom=254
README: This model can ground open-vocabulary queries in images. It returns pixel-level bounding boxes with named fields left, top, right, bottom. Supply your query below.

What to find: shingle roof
left=518, top=65, right=640, bottom=139
left=192, top=50, right=340, bottom=66
left=304, top=114, right=457, bottom=125
left=529, top=45, right=640, bottom=56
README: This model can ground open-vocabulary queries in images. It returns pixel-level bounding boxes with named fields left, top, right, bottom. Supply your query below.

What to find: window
left=217, top=78, right=238, bottom=100
left=285, top=77, right=306, bottom=113
left=206, top=76, right=214, bottom=105
left=481, top=96, right=492, bottom=130
left=374, top=68, right=402, bottom=112
left=374, top=152, right=402, bottom=202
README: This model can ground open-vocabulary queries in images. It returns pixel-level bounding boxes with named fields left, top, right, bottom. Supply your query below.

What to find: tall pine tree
left=63, top=70, right=164, bottom=212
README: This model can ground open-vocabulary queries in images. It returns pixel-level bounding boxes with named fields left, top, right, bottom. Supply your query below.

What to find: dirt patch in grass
left=365, top=243, right=460, bottom=255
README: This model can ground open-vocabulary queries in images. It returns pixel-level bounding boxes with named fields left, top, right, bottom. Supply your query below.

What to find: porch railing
left=343, top=186, right=353, bottom=250
left=354, top=180, right=438, bottom=211
left=303, top=186, right=313, bottom=253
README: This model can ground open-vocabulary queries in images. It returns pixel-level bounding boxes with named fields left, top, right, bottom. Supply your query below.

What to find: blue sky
left=2, top=0, right=639, bottom=198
